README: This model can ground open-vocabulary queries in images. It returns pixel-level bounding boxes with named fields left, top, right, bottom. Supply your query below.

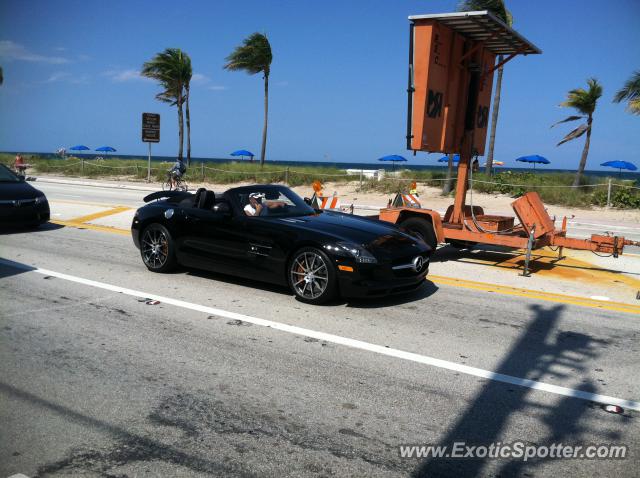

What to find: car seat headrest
left=202, top=190, right=215, bottom=210
left=194, top=188, right=206, bottom=207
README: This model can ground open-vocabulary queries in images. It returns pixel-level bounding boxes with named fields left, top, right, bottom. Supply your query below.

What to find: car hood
left=277, top=211, right=429, bottom=256
left=0, top=181, right=43, bottom=200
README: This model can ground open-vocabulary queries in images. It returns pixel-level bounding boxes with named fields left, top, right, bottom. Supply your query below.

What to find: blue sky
left=0, top=0, right=638, bottom=170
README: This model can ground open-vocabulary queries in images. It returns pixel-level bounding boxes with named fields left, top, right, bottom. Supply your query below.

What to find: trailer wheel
left=448, top=240, right=477, bottom=250
left=400, top=217, right=437, bottom=251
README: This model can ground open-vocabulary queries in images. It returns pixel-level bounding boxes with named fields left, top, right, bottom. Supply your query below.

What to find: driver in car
left=244, top=192, right=287, bottom=217
left=244, top=192, right=266, bottom=216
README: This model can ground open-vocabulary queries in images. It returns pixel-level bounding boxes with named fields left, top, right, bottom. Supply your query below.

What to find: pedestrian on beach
left=14, top=153, right=27, bottom=175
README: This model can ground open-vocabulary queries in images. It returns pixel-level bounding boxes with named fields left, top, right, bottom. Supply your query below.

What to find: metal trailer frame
left=377, top=12, right=639, bottom=272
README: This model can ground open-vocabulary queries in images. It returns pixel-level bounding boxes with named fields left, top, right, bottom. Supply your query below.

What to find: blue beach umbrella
left=231, top=149, right=255, bottom=161
left=69, top=145, right=90, bottom=158
left=600, top=160, right=637, bottom=177
left=95, top=146, right=116, bottom=153
left=515, top=154, right=550, bottom=170
left=378, top=154, right=408, bottom=171
left=437, top=154, right=460, bottom=163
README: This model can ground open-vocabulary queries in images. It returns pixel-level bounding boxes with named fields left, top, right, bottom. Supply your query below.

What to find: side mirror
left=303, top=197, right=312, bottom=206
left=213, top=202, right=231, bottom=215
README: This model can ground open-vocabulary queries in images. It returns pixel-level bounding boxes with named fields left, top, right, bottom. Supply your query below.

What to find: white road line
left=2, top=258, right=639, bottom=412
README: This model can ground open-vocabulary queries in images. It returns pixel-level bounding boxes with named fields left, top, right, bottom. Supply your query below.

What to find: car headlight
left=324, top=241, right=378, bottom=264
left=34, top=195, right=47, bottom=204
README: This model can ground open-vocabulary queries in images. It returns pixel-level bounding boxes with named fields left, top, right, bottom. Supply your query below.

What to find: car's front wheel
left=289, top=247, right=337, bottom=305
left=140, top=223, right=177, bottom=273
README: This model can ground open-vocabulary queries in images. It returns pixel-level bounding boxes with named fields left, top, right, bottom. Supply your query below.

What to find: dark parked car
left=131, top=184, right=431, bottom=304
left=0, top=164, right=50, bottom=228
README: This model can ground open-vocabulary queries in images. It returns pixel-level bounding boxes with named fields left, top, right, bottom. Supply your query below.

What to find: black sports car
left=131, top=184, right=431, bottom=304
left=0, top=164, right=50, bottom=228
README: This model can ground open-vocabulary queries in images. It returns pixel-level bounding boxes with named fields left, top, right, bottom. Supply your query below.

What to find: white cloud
left=0, top=40, right=70, bottom=64
left=103, top=68, right=152, bottom=83
left=191, top=73, right=210, bottom=84
left=207, top=85, right=228, bottom=91
left=41, top=71, right=89, bottom=85
left=44, top=72, right=71, bottom=83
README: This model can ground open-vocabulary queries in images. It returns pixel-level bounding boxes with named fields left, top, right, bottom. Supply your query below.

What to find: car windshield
left=236, top=186, right=315, bottom=218
left=0, top=165, right=20, bottom=183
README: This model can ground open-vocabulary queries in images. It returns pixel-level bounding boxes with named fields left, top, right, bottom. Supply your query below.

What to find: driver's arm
left=265, top=200, right=287, bottom=209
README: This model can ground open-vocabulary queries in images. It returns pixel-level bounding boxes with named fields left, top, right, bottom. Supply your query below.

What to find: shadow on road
left=344, top=280, right=438, bottom=308
left=0, top=382, right=242, bottom=477
left=412, top=303, right=610, bottom=477
left=0, top=257, right=36, bottom=280
left=0, top=222, right=65, bottom=236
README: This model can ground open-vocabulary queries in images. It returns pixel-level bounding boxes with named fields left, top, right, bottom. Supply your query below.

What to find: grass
left=2, top=153, right=638, bottom=208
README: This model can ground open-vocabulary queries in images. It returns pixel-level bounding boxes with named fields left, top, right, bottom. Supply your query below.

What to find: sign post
left=142, top=113, right=160, bottom=182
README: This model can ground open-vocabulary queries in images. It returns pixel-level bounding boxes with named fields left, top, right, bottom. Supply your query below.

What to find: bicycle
left=162, top=170, right=189, bottom=192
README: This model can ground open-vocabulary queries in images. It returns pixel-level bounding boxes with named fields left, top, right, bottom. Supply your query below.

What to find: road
left=1, top=190, right=639, bottom=477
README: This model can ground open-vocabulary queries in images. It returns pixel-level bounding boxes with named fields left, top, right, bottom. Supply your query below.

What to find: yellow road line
left=430, top=275, right=640, bottom=315
left=66, top=206, right=132, bottom=224
left=51, top=220, right=130, bottom=236
left=50, top=199, right=132, bottom=208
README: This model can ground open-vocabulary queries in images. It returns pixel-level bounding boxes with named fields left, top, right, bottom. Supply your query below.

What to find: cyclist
left=168, top=158, right=186, bottom=189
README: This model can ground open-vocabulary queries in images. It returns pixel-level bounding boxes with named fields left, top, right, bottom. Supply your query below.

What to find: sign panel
left=409, top=20, right=495, bottom=155
left=142, top=113, right=160, bottom=143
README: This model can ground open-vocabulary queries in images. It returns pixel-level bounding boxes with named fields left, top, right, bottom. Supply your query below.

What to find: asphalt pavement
left=1, top=207, right=639, bottom=476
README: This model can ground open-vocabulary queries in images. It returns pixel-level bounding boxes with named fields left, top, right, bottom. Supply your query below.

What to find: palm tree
left=613, top=70, right=640, bottom=115
left=552, top=78, right=603, bottom=186
left=225, top=33, right=273, bottom=166
left=142, top=49, right=192, bottom=163
left=458, top=1, right=513, bottom=175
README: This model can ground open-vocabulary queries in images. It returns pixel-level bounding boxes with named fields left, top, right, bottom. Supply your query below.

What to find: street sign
left=142, top=113, right=160, bottom=143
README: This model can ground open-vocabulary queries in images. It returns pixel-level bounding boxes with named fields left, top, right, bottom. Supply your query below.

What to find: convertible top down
left=131, top=184, right=431, bottom=304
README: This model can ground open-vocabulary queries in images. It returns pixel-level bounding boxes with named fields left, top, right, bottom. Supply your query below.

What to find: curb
left=31, top=176, right=159, bottom=192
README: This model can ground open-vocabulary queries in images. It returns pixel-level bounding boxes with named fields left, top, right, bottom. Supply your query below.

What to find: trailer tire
left=448, top=240, right=477, bottom=250
left=400, top=217, right=437, bottom=251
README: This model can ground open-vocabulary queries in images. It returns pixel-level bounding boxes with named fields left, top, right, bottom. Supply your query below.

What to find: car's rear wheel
left=400, top=217, right=437, bottom=251
left=289, top=247, right=337, bottom=305
left=140, top=223, right=177, bottom=272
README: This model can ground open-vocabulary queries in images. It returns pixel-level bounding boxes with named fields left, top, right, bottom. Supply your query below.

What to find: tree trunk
left=260, top=73, right=269, bottom=167
left=177, top=90, right=184, bottom=162
left=485, top=55, right=504, bottom=175
left=572, top=116, right=592, bottom=187
left=185, top=85, right=191, bottom=166
left=442, top=153, right=455, bottom=195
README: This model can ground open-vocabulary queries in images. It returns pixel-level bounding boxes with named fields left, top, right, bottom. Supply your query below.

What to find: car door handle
left=184, top=214, right=200, bottom=222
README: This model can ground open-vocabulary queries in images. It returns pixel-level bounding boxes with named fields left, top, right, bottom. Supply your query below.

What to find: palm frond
left=627, top=97, right=640, bottom=115
left=613, top=70, right=640, bottom=115
left=557, top=123, right=589, bottom=146
left=457, top=0, right=512, bottom=26
left=559, top=78, right=602, bottom=115
left=550, top=115, right=584, bottom=128
left=142, top=48, right=192, bottom=103
left=224, top=33, right=272, bottom=76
